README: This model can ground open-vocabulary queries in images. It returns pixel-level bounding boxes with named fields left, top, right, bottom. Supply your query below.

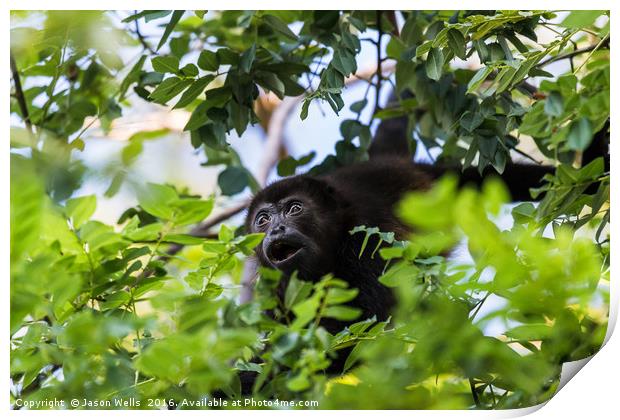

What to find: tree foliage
left=10, top=10, right=609, bottom=409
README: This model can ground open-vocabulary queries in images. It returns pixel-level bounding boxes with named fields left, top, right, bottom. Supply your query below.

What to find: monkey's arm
left=370, top=97, right=609, bottom=202
left=415, top=162, right=555, bottom=202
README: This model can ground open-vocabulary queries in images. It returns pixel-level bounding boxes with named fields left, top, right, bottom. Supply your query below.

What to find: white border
left=4, top=1, right=618, bottom=418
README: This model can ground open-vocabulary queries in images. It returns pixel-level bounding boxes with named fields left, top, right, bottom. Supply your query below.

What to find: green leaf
left=287, top=373, right=311, bottom=392
left=172, top=197, right=214, bottom=226
left=416, top=41, right=433, bottom=57
left=184, top=101, right=210, bottom=131
left=119, top=55, right=147, bottom=100
left=300, top=99, right=311, bottom=120
left=197, top=50, right=220, bottom=72
left=379, top=262, right=419, bottom=287
left=284, top=275, right=313, bottom=310
left=544, top=91, right=564, bottom=117
left=511, top=202, right=536, bottom=224
left=560, top=11, right=604, bottom=29
left=447, top=28, right=466, bottom=59
left=240, top=44, right=256, bottom=74
left=180, top=63, right=198, bottom=77
left=262, top=14, right=298, bottom=40
left=218, top=224, right=235, bottom=242
left=121, top=129, right=168, bottom=166
left=104, top=172, right=125, bottom=197
left=323, top=305, right=361, bottom=321
left=170, top=36, right=190, bottom=58
left=460, top=111, right=484, bottom=132
left=255, top=72, right=285, bottom=99
left=495, top=66, right=517, bottom=94
left=65, top=195, right=97, bottom=229
left=277, top=152, right=316, bottom=176
left=190, top=123, right=228, bottom=150
left=125, top=222, right=164, bottom=241
left=122, top=10, right=171, bottom=23
left=137, top=183, right=178, bottom=220
left=230, top=102, right=250, bottom=136
left=325, top=288, right=358, bottom=305
left=566, top=118, right=593, bottom=151
left=331, top=48, right=357, bottom=77
left=425, top=48, right=444, bottom=81
left=379, top=246, right=404, bottom=260
left=218, top=167, right=249, bottom=196
left=173, top=75, right=214, bottom=109
left=163, top=233, right=206, bottom=245
left=156, top=10, right=184, bottom=51
left=342, top=31, right=361, bottom=53
left=149, top=77, right=192, bottom=104
left=505, top=324, right=553, bottom=341
left=234, top=233, right=265, bottom=256
left=99, top=291, right=131, bottom=311
left=350, top=99, right=367, bottom=113
left=466, top=67, right=493, bottom=94
left=217, top=48, right=239, bottom=65
left=151, top=56, right=180, bottom=74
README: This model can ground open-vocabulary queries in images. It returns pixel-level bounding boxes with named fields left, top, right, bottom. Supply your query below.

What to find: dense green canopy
left=10, top=10, right=609, bottom=409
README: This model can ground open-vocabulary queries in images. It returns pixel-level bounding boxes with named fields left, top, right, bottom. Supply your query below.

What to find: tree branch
left=141, top=63, right=395, bottom=290
left=374, top=11, right=383, bottom=116
left=385, top=11, right=400, bottom=37
left=10, top=52, right=34, bottom=135
left=255, top=96, right=302, bottom=185
left=537, top=38, right=609, bottom=68
left=132, top=14, right=157, bottom=55
left=163, top=200, right=250, bottom=259
left=469, top=378, right=482, bottom=408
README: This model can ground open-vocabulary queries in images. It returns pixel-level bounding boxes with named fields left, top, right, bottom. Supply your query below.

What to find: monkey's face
left=247, top=177, right=345, bottom=280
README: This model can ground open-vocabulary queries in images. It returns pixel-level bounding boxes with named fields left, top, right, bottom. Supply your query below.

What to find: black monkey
left=246, top=130, right=556, bottom=333
left=243, top=108, right=609, bottom=377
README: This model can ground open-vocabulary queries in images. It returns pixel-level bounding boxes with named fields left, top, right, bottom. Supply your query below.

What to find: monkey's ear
left=304, top=177, right=347, bottom=207
left=315, top=178, right=353, bottom=210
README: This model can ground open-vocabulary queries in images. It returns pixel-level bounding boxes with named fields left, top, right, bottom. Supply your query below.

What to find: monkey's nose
left=270, top=224, right=286, bottom=236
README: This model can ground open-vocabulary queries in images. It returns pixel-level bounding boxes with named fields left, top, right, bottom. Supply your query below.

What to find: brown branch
left=255, top=96, right=301, bottom=185
left=132, top=14, right=157, bottom=55
left=385, top=11, right=400, bottom=37
left=163, top=200, right=250, bottom=259
left=152, top=96, right=302, bottom=273
left=137, top=63, right=395, bottom=289
left=537, top=39, right=609, bottom=68
left=10, top=52, right=33, bottom=135
left=374, top=11, right=383, bottom=116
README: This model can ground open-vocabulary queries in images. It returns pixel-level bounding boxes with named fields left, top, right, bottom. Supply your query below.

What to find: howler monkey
left=243, top=105, right=609, bottom=376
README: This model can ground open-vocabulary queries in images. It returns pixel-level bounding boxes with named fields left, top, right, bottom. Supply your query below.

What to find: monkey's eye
left=286, top=202, right=303, bottom=216
left=255, top=213, right=271, bottom=227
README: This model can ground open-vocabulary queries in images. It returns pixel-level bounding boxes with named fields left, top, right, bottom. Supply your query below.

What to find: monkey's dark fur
left=243, top=108, right=609, bottom=381
left=245, top=147, right=563, bottom=336
left=247, top=158, right=432, bottom=334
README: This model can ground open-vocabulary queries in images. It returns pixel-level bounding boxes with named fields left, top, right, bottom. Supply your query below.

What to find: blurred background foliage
left=10, top=10, right=609, bottom=409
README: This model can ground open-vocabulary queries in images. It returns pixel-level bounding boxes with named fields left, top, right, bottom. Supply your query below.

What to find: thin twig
left=164, top=200, right=250, bottom=258
left=255, top=96, right=302, bottom=185
left=145, top=63, right=390, bottom=286
left=470, top=378, right=481, bottom=408
left=470, top=291, right=491, bottom=320
left=132, top=12, right=157, bottom=55
left=385, top=11, right=400, bottom=37
left=374, top=11, right=383, bottom=116
left=573, top=34, right=610, bottom=74
left=537, top=40, right=608, bottom=68
left=10, top=52, right=33, bottom=135
left=512, top=148, right=543, bottom=165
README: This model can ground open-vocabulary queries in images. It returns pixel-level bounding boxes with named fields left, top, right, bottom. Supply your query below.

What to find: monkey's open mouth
left=268, top=240, right=303, bottom=264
